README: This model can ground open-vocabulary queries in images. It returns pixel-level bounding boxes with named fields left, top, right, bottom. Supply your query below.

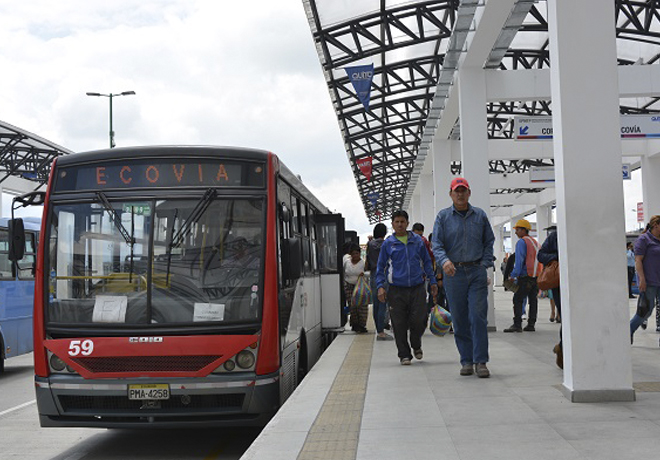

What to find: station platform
left=242, top=287, right=660, bottom=460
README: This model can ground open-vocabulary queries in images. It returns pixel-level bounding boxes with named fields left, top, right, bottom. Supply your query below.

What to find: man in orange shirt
left=504, top=219, right=542, bottom=333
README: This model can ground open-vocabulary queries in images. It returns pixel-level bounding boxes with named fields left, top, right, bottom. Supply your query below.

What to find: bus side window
left=309, top=211, right=318, bottom=273
left=0, top=229, right=12, bottom=279
left=17, top=233, right=36, bottom=280
left=291, top=196, right=300, bottom=235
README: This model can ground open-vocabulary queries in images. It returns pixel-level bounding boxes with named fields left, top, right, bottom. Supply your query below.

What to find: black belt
left=454, top=260, right=481, bottom=267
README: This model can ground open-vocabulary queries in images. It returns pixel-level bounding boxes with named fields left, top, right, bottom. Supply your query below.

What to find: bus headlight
left=223, top=359, right=236, bottom=371
left=236, top=350, right=255, bottom=369
left=49, top=354, right=66, bottom=372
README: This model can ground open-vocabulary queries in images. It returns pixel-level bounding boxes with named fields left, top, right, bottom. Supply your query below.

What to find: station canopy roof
left=304, top=0, right=660, bottom=222
left=0, top=119, right=73, bottom=187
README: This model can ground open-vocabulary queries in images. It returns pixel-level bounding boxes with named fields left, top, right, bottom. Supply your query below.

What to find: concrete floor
left=242, top=287, right=660, bottom=460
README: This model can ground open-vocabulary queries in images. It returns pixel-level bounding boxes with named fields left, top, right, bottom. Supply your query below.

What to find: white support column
left=536, top=204, right=551, bottom=244
left=458, top=66, right=495, bottom=330
left=641, top=154, right=660, bottom=220
left=509, top=216, right=519, bottom=251
left=494, top=225, right=504, bottom=286
left=432, top=138, right=453, bottom=213
left=457, top=68, right=490, bottom=213
left=548, top=0, right=634, bottom=402
left=419, top=173, right=435, bottom=231
left=410, top=192, right=421, bottom=224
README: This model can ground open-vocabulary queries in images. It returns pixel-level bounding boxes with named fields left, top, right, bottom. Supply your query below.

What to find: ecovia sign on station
left=514, top=114, right=660, bottom=140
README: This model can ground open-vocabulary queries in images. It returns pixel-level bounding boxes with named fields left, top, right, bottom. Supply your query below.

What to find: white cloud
left=0, top=0, right=371, bottom=231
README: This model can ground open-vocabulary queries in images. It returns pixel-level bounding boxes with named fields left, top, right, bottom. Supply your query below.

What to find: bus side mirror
left=8, top=218, right=26, bottom=262
left=282, top=237, right=302, bottom=281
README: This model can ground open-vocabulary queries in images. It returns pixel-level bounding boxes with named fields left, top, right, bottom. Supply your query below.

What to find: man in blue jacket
left=432, top=177, right=495, bottom=378
left=376, top=210, right=438, bottom=365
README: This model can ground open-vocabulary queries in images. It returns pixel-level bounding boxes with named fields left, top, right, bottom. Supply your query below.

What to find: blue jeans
left=443, top=264, right=489, bottom=365
left=630, top=285, right=660, bottom=335
left=371, top=275, right=387, bottom=333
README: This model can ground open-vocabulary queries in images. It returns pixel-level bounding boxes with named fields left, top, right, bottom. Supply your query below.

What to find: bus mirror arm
left=13, top=191, right=46, bottom=209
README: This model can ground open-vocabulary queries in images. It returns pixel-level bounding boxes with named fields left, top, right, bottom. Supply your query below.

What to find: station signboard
left=514, top=114, right=660, bottom=140
left=529, top=164, right=633, bottom=183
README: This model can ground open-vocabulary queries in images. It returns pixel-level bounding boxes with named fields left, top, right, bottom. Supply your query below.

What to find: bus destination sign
left=55, top=159, right=265, bottom=191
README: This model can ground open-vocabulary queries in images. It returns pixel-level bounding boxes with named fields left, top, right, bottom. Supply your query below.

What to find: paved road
left=0, top=353, right=262, bottom=460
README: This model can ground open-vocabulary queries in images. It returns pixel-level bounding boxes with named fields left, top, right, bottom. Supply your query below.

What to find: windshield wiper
left=169, top=188, right=217, bottom=249
left=165, top=188, right=217, bottom=285
left=96, top=192, right=135, bottom=246
left=96, top=192, right=136, bottom=281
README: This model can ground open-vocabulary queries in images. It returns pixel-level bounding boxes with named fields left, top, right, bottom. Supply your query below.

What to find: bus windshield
left=46, top=196, right=264, bottom=327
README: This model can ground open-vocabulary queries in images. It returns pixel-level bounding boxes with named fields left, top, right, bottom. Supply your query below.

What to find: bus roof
left=56, top=146, right=271, bottom=166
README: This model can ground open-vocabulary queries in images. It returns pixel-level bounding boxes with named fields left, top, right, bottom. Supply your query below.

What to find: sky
left=0, top=0, right=646, bottom=237
left=0, top=0, right=373, bottom=236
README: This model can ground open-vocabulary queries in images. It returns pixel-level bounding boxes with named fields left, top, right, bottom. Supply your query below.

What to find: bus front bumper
left=34, top=372, right=280, bottom=428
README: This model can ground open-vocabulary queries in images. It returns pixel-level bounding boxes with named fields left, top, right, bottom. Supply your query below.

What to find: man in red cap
left=432, top=177, right=495, bottom=378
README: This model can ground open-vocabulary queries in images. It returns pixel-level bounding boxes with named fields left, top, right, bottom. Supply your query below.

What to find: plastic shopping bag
left=429, top=304, right=452, bottom=337
left=351, top=275, right=371, bottom=308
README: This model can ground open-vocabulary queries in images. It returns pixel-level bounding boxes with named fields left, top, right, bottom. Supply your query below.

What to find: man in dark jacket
left=366, top=223, right=393, bottom=340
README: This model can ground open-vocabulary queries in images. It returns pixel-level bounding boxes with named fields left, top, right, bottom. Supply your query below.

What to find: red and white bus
left=15, top=146, right=345, bottom=427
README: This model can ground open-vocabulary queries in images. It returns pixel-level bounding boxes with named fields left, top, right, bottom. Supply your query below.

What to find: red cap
left=450, top=177, right=470, bottom=191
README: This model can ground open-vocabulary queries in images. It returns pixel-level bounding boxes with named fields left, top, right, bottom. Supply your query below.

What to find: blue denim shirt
left=431, top=204, right=495, bottom=269
left=510, top=238, right=527, bottom=279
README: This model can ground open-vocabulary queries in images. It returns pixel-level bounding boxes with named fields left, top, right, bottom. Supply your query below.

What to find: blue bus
left=0, top=216, right=40, bottom=373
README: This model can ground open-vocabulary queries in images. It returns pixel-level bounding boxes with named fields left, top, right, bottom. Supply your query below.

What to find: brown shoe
left=475, top=363, right=490, bottom=378
left=460, top=364, right=474, bottom=376
left=553, top=343, right=563, bottom=369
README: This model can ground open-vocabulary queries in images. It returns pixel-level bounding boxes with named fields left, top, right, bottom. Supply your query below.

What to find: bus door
left=315, top=214, right=344, bottom=330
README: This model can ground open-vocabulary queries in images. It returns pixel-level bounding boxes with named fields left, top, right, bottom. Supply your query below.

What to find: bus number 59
left=68, top=339, right=94, bottom=356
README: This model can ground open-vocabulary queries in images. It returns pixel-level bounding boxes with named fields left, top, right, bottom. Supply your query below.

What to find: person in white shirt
left=344, top=244, right=367, bottom=333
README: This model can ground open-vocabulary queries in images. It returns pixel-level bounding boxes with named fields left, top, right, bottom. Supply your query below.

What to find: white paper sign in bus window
left=193, top=303, right=225, bottom=322
left=93, top=295, right=128, bottom=323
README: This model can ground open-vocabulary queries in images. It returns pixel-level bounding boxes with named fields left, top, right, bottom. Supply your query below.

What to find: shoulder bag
left=537, top=260, right=559, bottom=290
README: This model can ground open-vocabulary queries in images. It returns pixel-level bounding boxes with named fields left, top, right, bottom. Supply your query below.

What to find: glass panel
left=0, top=229, right=11, bottom=278
left=47, top=201, right=151, bottom=324
left=46, top=196, right=264, bottom=326
left=317, top=222, right=339, bottom=273
left=17, top=234, right=36, bottom=279
left=152, top=198, right=263, bottom=324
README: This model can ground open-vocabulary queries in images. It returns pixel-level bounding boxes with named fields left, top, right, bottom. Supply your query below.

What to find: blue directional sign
left=622, top=164, right=631, bottom=180
left=519, top=126, right=529, bottom=136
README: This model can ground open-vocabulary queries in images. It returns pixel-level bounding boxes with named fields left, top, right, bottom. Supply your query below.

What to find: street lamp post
left=86, top=91, right=136, bottom=148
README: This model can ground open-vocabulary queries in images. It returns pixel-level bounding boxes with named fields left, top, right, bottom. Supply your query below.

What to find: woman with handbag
left=537, top=226, right=563, bottom=368
left=629, top=215, right=660, bottom=344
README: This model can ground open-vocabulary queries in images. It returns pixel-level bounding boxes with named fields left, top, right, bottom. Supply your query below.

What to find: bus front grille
left=59, top=394, right=245, bottom=411
left=71, top=355, right=221, bottom=373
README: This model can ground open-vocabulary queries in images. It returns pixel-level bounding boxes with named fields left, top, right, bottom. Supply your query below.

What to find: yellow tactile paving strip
left=297, top=331, right=375, bottom=460
left=634, top=382, right=660, bottom=392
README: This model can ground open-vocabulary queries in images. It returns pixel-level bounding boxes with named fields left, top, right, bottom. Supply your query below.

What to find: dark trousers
left=627, top=267, right=635, bottom=297
left=552, top=286, right=562, bottom=344
left=512, top=276, right=538, bottom=326
left=387, top=284, right=428, bottom=359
